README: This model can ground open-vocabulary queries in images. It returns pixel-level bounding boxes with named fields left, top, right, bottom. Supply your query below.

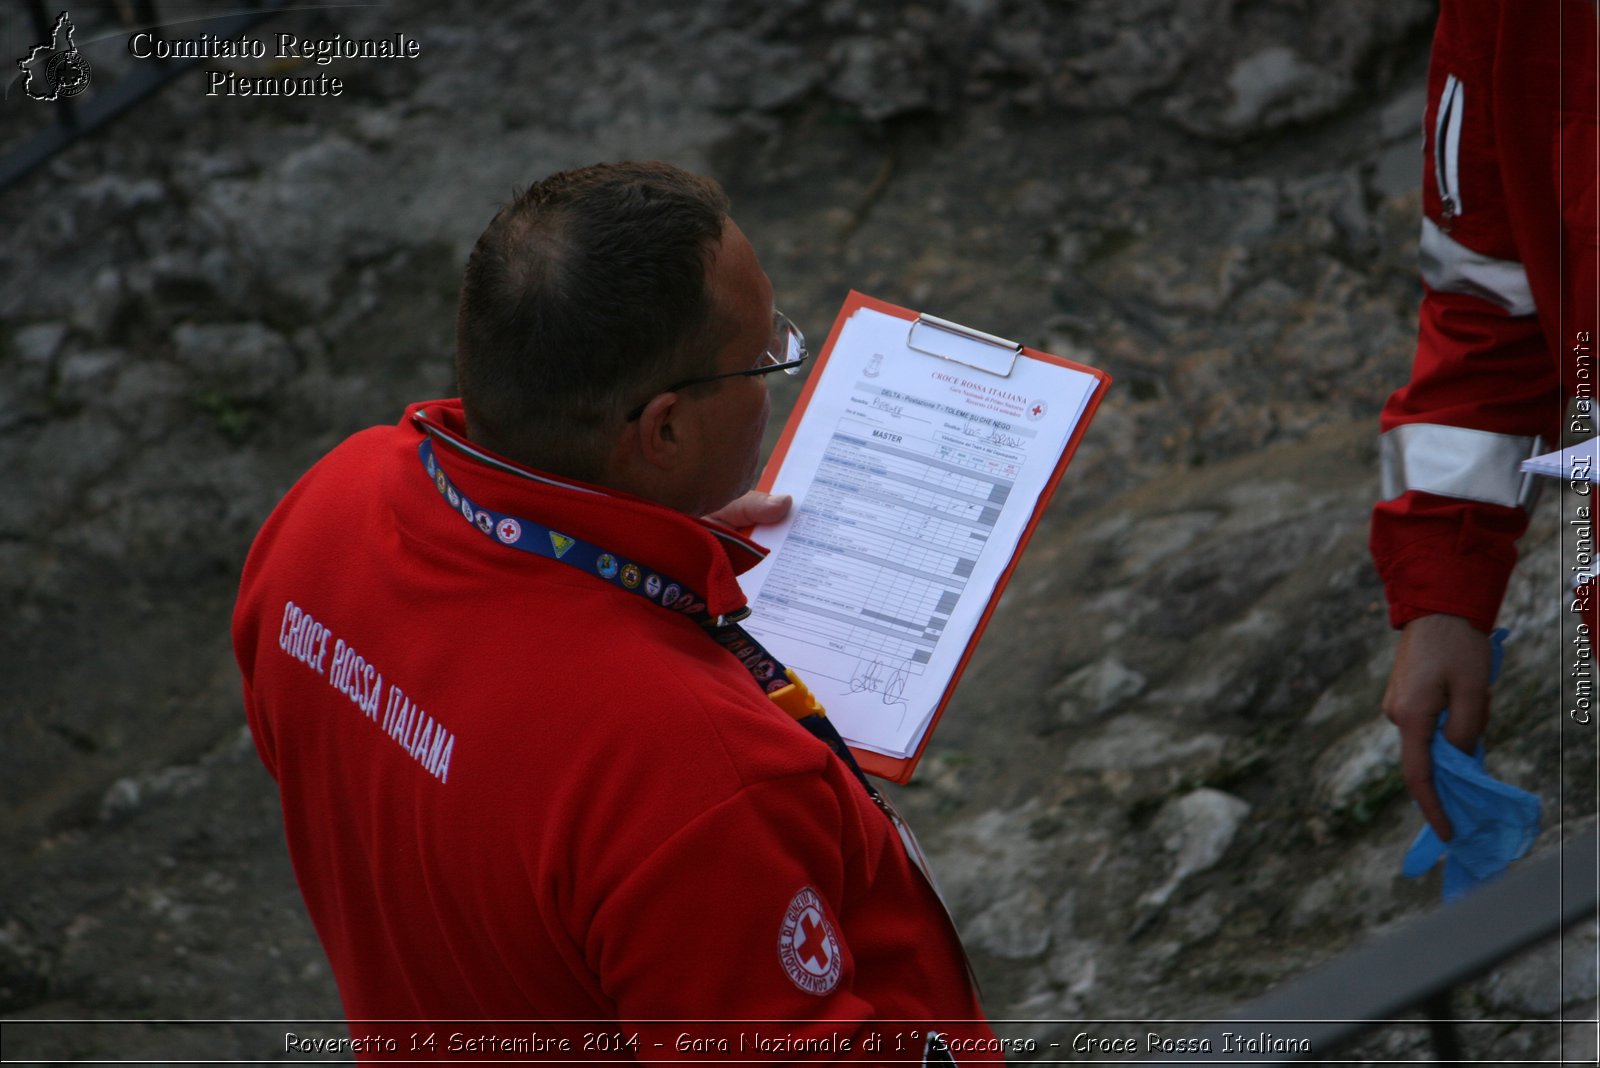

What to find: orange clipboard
left=748, top=291, right=1112, bottom=783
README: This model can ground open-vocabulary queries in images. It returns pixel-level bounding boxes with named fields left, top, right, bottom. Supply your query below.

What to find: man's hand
left=1381, top=613, right=1493, bottom=842
left=703, top=491, right=792, bottom=529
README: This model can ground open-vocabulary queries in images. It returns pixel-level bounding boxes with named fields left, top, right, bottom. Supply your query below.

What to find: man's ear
left=629, top=391, right=683, bottom=471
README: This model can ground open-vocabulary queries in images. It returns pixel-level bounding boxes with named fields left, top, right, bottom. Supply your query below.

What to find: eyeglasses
left=625, top=310, right=807, bottom=421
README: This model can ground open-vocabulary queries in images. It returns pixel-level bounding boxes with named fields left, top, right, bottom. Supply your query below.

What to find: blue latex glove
left=1401, top=629, right=1541, bottom=902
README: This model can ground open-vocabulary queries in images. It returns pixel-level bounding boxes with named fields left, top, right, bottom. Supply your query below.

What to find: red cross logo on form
left=1028, top=399, right=1048, bottom=421
left=777, top=887, right=842, bottom=994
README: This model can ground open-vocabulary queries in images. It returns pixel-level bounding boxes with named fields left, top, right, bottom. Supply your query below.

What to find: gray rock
left=75, top=175, right=167, bottom=212
left=1378, top=86, right=1428, bottom=143
left=965, top=886, right=1053, bottom=960
left=1051, top=656, right=1147, bottom=723
left=144, top=248, right=254, bottom=317
left=55, top=349, right=125, bottom=407
left=1051, top=0, right=1223, bottom=112
left=1044, top=936, right=1102, bottom=1005
left=68, top=267, right=124, bottom=335
left=1480, top=921, right=1599, bottom=1016
left=1140, top=789, right=1252, bottom=909
left=827, top=33, right=937, bottom=121
left=1172, top=0, right=1433, bottom=139
left=1372, top=141, right=1424, bottom=200
left=1063, top=716, right=1230, bottom=772
left=1315, top=719, right=1401, bottom=813
left=1144, top=609, right=1281, bottom=716
left=1222, top=47, right=1331, bottom=129
left=105, top=362, right=192, bottom=442
left=1108, top=510, right=1221, bottom=577
left=13, top=322, right=68, bottom=367
left=927, top=805, right=1049, bottom=920
left=1140, top=245, right=1252, bottom=315
left=1304, top=686, right=1355, bottom=727
left=99, top=765, right=210, bottom=823
left=2, top=323, right=67, bottom=430
left=172, top=322, right=296, bottom=401
left=1284, top=171, right=1374, bottom=255
left=349, top=106, right=406, bottom=148
left=107, top=360, right=188, bottom=412
left=1288, top=835, right=1413, bottom=930
left=3, top=415, right=129, bottom=531
left=1278, top=263, right=1411, bottom=381
left=704, top=39, right=820, bottom=113
left=192, top=136, right=379, bottom=316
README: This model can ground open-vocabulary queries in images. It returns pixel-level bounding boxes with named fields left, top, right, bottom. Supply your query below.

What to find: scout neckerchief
left=415, top=431, right=883, bottom=803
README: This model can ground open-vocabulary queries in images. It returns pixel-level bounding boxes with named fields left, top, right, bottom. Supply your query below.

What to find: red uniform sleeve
left=1369, top=0, right=1565, bottom=631
left=1372, top=291, right=1558, bottom=630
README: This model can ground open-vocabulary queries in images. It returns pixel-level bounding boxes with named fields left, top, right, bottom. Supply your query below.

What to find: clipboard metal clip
left=907, top=313, right=1021, bottom=377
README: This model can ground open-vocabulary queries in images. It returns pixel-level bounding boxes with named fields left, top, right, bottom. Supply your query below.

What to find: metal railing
left=1152, top=831, right=1598, bottom=1063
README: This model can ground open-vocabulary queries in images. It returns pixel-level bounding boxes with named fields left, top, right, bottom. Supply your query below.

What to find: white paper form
left=739, top=305, right=1100, bottom=758
left=1523, top=439, right=1600, bottom=482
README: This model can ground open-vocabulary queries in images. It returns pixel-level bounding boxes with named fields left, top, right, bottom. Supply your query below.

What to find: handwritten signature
left=960, top=423, right=1025, bottom=449
left=847, top=658, right=909, bottom=706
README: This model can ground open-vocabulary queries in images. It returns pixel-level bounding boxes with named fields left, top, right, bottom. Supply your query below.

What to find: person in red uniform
left=1371, top=0, right=1598, bottom=841
left=234, top=162, right=998, bottom=1062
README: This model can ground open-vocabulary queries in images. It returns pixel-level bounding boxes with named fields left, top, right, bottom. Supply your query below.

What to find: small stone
left=1304, top=688, right=1353, bottom=726
left=99, top=765, right=209, bottom=823
left=1481, top=921, right=1599, bottom=1016
left=69, top=267, right=123, bottom=334
left=1051, top=656, right=1147, bottom=723
left=100, top=778, right=142, bottom=822
left=351, top=107, right=404, bottom=147
left=828, top=34, right=935, bottom=121
left=1045, top=937, right=1101, bottom=998
left=1112, top=511, right=1220, bottom=576
left=1378, top=86, right=1427, bottom=142
left=1224, top=47, right=1320, bottom=127
left=1372, top=141, right=1423, bottom=200
left=14, top=322, right=68, bottom=366
left=108, top=361, right=188, bottom=416
left=1140, top=788, right=1252, bottom=909
left=172, top=322, right=296, bottom=400
left=56, top=348, right=125, bottom=405
left=1063, top=716, right=1229, bottom=772
left=1315, top=719, right=1400, bottom=812
left=965, top=887, right=1053, bottom=960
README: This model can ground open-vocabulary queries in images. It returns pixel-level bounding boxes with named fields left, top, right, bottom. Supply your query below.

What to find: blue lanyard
left=417, top=435, right=881, bottom=798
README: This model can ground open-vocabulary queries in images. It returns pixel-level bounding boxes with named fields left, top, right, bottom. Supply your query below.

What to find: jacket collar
left=402, top=400, right=766, bottom=618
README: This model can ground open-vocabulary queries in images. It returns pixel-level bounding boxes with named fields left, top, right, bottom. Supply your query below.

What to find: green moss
left=192, top=391, right=256, bottom=441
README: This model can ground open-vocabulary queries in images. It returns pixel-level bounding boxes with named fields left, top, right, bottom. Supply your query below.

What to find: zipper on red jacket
left=1434, top=73, right=1463, bottom=229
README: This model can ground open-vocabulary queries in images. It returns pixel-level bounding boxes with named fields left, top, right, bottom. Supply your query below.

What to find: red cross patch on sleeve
left=777, top=887, right=843, bottom=995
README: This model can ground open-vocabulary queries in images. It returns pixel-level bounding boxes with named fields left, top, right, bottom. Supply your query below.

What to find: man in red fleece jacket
left=234, top=161, right=997, bottom=1063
